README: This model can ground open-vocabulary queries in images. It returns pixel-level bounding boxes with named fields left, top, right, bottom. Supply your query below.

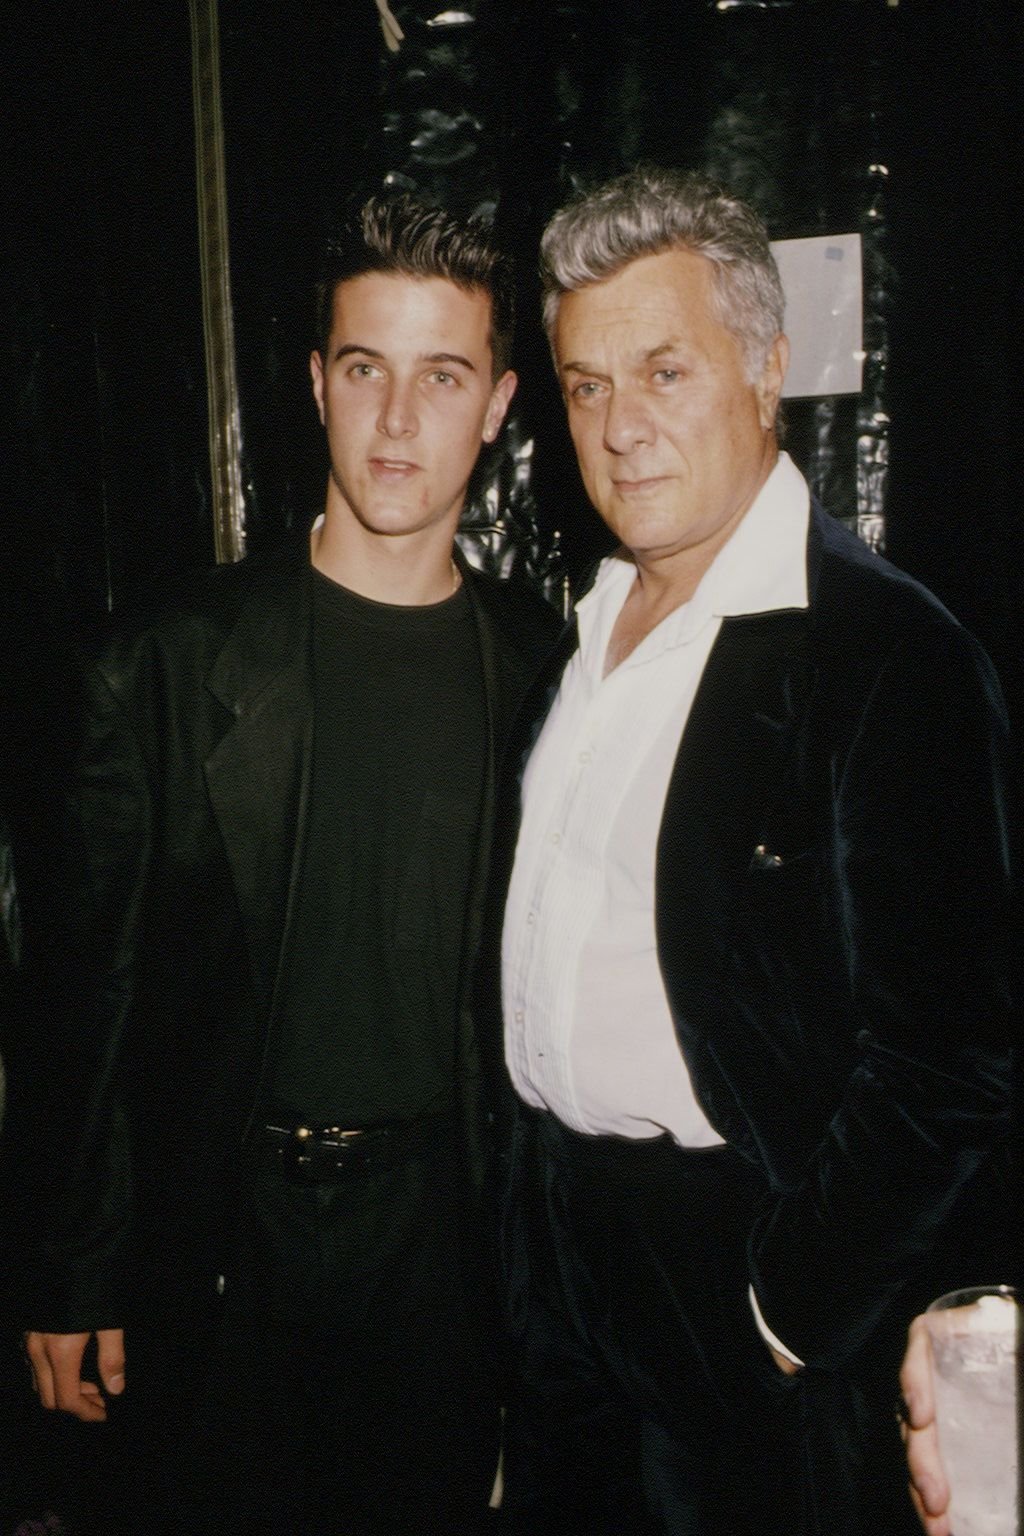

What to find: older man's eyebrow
left=560, top=339, right=689, bottom=376
left=560, top=359, right=608, bottom=378
left=644, top=340, right=685, bottom=361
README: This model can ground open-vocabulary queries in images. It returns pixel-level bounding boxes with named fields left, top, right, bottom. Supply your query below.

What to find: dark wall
left=1, top=4, right=209, bottom=630
left=4, top=4, right=1020, bottom=647
left=1, top=1, right=1020, bottom=723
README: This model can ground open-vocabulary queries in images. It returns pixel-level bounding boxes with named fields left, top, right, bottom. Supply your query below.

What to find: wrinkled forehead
left=554, top=249, right=735, bottom=367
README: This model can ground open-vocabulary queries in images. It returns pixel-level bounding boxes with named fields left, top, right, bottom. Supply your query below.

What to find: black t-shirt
left=270, top=569, right=486, bottom=1125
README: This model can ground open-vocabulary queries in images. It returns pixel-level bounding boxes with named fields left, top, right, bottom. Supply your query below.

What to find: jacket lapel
left=658, top=609, right=816, bottom=893
left=657, top=505, right=828, bottom=902
left=203, top=543, right=313, bottom=1015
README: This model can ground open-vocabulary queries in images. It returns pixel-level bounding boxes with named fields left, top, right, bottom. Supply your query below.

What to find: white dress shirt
left=502, top=452, right=811, bottom=1365
left=502, top=452, right=810, bottom=1145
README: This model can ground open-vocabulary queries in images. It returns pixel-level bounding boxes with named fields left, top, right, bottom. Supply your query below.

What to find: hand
left=899, top=1315, right=950, bottom=1535
left=768, top=1345, right=801, bottom=1377
left=25, top=1328, right=126, bottom=1423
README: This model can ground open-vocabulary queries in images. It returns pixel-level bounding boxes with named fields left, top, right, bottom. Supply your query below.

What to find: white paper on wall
left=770, top=233, right=863, bottom=399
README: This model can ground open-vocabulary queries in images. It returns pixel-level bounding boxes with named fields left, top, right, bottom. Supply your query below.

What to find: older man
left=485, top=169, right=1015, bottom=1535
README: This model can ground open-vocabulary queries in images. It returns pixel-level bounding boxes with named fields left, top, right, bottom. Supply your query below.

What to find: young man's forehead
left=323, top=272, right=496, bottom=373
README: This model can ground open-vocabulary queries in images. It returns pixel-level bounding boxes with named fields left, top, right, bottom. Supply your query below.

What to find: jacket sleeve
left=748, top=622, right=1015, bottom=1369
left=23, top=660, right=152, bottom=1332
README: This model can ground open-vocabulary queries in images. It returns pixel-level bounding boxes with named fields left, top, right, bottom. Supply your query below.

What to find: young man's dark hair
left=315, top=193, right=515, bottom=378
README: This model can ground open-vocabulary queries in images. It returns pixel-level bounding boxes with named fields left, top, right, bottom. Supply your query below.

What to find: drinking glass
left=924, top=1285, right=1018, bottom=1536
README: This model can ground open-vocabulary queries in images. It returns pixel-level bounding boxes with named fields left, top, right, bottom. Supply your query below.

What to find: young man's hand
left=25, top=1327, right=126, bottom=1422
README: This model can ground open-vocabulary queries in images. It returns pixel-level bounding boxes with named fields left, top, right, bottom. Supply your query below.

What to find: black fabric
left=10, top=536, right=560, bottom=1332
left=500, top=1110, right=919, bottom=1536
left=272, top=573, right=485, bottom=1125
left=42, top=1135, right=499, bottom=1536
left=5, top=537, right=562, bottom=1534
left=474, top=503, right=1015, bottom=1533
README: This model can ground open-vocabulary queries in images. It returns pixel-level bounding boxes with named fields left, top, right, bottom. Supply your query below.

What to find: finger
left=68, top=1392, right=108, bottom=1422
left=900, top=1315, right=936, bottom=1428
left=49, top=1336, right=97, bottom=1419
left=907, top=1420, right=949, bottom=1517
left=768, top=1345, right=801, bottom=1377
left=908, top=1479, right=951, bottom=1536
left=97, top=1327, right=126, bottom=1396
left=24, top=1334, right=56, bottom=1409
left=50, top=1337, right=86, bottom=1408
left=58, top=1374, right=108, bottom=1423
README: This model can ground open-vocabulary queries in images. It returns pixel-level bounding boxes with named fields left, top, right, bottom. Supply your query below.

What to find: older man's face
left=555, top=248, right=786, bottom=583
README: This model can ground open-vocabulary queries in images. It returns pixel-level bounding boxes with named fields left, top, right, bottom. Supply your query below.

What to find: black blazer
left=482, top=504, right=1015, bottom=1372
left=24, top=536, right=561, bottom=1332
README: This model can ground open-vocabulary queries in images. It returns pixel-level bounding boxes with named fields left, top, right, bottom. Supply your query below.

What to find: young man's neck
left=310, top=510, right=462, bottom=606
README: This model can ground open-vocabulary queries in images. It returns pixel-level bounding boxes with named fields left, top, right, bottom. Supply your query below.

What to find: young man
left=22, top=195, right=559, bottom=1535
left=484, top=168, right=1015, bottom=1535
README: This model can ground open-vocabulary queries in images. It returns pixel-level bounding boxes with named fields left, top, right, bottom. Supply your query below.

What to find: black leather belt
left=257, top=1113, right=451, bottom=1183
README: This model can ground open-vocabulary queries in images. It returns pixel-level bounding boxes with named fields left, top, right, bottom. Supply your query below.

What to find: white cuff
left=748, top=1284, right=804, bottom=1367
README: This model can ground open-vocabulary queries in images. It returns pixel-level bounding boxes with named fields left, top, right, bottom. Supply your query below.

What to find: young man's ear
left=482, top=370, right=517, bottom=444
left=310, top=351, right=326, bottom=426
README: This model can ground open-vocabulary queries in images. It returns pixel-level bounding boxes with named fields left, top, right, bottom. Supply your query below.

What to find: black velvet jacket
left=479, top=504, right=1016, bottom=1372
left=23, top=536, right=561, bottom=1332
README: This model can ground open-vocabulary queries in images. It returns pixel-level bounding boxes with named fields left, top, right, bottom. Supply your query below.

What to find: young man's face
left=554, top=248, right=786, bottom=585
left=311, top=272, right=515, bottom=549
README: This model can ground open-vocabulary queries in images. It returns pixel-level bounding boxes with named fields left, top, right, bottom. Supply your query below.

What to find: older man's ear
left=756, top=334, right=789, bottom=433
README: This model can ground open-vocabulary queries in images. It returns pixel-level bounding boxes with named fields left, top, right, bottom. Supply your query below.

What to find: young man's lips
left=369, top=457, right=419, bottom=477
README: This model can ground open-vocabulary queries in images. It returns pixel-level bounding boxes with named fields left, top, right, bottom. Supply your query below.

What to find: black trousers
left=95, top=1134, right=500, bottom=1536
left=499, top=1108, right=917, bottom=1536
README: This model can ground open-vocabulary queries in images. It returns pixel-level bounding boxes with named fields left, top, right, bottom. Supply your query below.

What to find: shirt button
left=515, top=1010, right=524, bottom=1024
left=579, top=750, right=591, bottom=764
left=550, top=831, right=561, bottom=845
left=526, top=912, right=535, bottom=924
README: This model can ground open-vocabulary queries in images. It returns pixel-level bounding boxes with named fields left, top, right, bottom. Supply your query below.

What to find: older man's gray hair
left=540, top=166, right=785, bottom=383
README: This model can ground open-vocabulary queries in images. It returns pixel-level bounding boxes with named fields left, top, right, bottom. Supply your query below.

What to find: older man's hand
left=768, top=1344, right=801, bottom=1377
left=899, top=1314, right=951, bottom=1535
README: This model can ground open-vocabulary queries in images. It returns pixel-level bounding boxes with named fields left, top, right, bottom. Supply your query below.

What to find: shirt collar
left=701, top=451, right=809, bottom=618
left=575, top=452, right=809, bottom=670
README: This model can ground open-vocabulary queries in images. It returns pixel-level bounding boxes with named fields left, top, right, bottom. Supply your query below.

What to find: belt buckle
left=283, top=1125, right=323, bottom=1182
left=282, top=1124, right=362, bottom=1182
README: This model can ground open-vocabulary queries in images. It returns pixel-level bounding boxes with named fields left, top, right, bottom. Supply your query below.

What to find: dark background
left=1, top=1, right=1021, bottom=1528
left=3, top=2, right=1021, bottom=660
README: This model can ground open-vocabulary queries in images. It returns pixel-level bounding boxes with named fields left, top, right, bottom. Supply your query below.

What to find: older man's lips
left=613, top=475, right=668, bottom=494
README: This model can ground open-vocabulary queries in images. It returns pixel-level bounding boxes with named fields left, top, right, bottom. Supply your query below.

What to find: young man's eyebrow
left=331, top=343, right=385, bottom=362
left=423, top=351, right=477, bottom=372
left=330, top=344, right=477, bottom=372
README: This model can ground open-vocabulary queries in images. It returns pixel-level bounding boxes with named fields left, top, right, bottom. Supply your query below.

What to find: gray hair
left=540, top=167, right=785, bottom=381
